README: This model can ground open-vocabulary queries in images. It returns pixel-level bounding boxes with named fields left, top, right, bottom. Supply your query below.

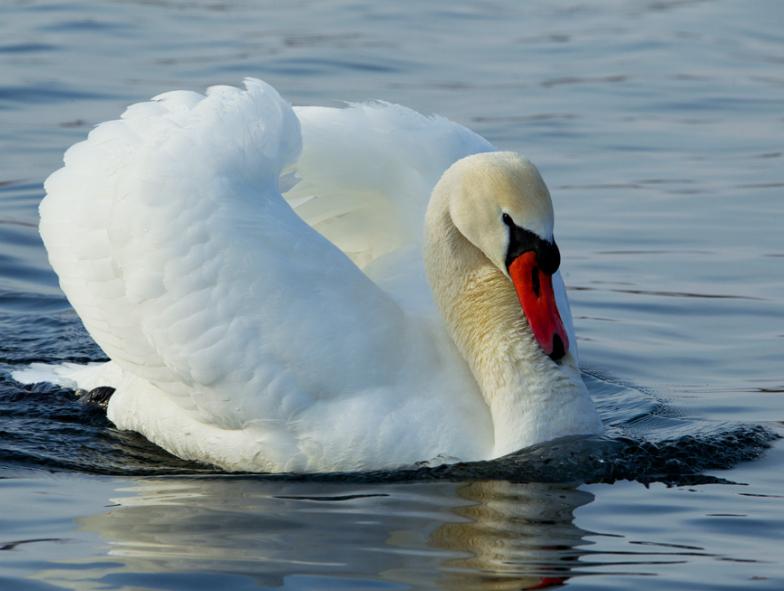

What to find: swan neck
left=424, top=190, right=533, bottom=392
left=424, top=191, right=599, bottom=455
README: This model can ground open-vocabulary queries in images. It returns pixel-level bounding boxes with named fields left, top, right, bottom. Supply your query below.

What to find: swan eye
left=502, top=213, right=513, bottom=226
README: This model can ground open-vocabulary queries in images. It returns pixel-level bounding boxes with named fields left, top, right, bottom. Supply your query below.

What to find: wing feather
left=288, top=102, right=495, bottom=270
left=41, top=79, right=406, bottom=435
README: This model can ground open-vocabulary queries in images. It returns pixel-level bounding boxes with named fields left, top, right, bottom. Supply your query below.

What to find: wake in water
left=0, top=312, right=776, bottom=484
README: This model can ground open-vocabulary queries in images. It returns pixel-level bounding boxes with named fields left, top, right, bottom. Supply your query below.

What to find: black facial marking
left=502, top=214, right=561, bottom=274
left=550, top=334, right=566, bottom=361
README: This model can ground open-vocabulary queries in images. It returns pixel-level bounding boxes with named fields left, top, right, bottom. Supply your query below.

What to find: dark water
left=1, top=0, right=784, bottom=589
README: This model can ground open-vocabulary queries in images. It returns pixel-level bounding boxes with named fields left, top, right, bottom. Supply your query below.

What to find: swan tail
left=11, top=361, right=119, bottom=391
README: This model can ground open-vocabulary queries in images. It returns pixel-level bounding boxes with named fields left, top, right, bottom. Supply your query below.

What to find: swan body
left=18, top=79, right=601, bottom=472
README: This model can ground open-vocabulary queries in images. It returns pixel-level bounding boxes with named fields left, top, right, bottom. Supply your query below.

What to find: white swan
left=16, top=78, right=602, bottom=472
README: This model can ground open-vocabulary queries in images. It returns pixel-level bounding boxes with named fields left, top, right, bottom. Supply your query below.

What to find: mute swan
left=15, top=78, right=602, bottom=472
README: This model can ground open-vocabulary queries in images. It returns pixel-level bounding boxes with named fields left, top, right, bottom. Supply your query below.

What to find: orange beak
left=509, top=251, right=569, bottom=360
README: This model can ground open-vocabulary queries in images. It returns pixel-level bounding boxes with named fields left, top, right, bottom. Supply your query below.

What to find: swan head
left=434, top=151, right=570, bottom=361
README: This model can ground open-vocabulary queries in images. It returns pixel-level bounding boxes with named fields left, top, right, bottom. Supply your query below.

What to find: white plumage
left=16, top=78, right=601, bottom=472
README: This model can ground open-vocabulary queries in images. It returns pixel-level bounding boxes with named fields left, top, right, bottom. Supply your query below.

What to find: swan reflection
left=69, top=477, right=594, bottom=589
left=430, top=482, right=593, bottom=589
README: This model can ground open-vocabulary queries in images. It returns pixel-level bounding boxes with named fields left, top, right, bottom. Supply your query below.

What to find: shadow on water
left=0, top=313, right=776, bottom=486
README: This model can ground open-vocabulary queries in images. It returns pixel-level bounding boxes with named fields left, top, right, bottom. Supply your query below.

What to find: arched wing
left=40, top=79, right=406, bottom=429
left=287, top=102, right=495, bottom=271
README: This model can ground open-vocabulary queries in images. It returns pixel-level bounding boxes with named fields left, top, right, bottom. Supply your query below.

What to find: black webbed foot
left=75, top=386, right=116, bottom=409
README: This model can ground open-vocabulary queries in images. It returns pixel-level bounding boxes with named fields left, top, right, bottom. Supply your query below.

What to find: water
left=1, top=0, right=783, bottom=588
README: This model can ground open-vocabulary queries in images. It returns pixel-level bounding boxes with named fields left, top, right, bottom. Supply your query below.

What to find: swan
left=14, top=78, right=602, bottom=472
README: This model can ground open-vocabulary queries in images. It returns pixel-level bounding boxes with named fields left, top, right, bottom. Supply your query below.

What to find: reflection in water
left=431, top=482, right=593, bottom=590
left=63, top=478, right=594, bottom=590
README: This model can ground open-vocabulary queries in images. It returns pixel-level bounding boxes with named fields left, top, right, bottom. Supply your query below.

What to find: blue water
left=1, top=0, right=783, bottom=589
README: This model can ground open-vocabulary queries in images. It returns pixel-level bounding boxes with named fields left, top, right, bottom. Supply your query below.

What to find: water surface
left=1, top=1, right=783, bottom=589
